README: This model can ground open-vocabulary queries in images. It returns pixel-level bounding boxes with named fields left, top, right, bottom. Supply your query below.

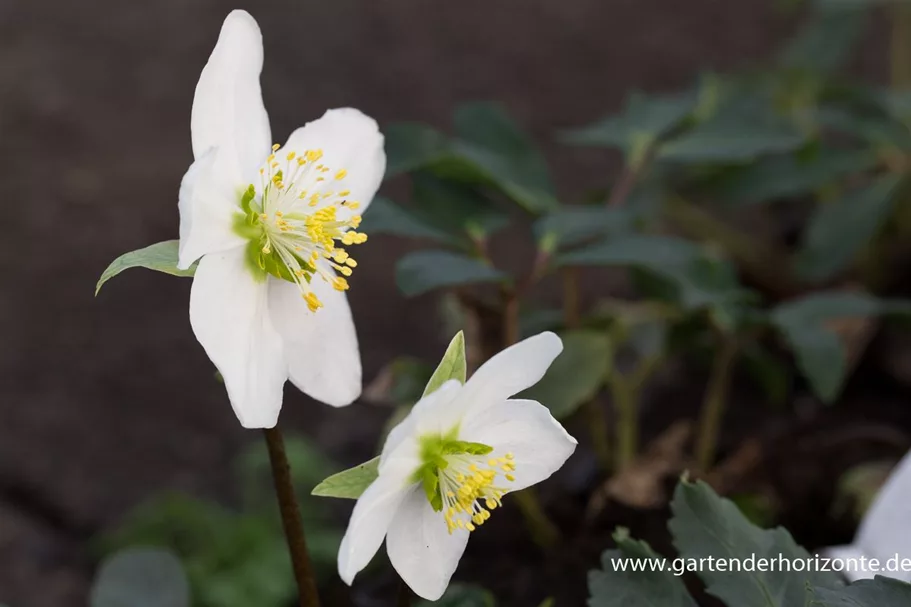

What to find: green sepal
left=443, top=440, right=493, bottom=456
left=422, top=466, right=443, bottom=512
left=240, top=184, right=256, bottom=217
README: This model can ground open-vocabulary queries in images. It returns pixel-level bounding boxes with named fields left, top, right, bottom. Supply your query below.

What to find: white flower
left=337, top=332, right=577, bottom=600
left=824, top=450, right=911, bottom=582
left=177, top=10, right=385, bottom=428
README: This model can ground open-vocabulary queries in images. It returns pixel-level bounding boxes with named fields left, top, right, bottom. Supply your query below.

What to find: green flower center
left=232, top=144, right=368, bottom=312
left=414, top=430, right=516, bottom=534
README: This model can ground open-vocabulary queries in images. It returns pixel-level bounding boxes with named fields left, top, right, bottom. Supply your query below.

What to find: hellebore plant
left=336, top=332, right=577, bottom=600
left=179, top=10, right=385, bottom=429
left=98, top=10, right=386, bottom=607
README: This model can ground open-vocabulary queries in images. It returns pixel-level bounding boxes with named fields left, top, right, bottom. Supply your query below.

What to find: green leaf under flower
left=310, top=458, right=380, bottom=500
left=96, top=240, right=195, bottom=295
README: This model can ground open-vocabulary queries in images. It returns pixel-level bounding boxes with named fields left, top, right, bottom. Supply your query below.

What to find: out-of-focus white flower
left=177, top=10, right=385, bottom=428
left=824, top=450, right=911, bottom=582
left=337, top=332, right=577, bottom=600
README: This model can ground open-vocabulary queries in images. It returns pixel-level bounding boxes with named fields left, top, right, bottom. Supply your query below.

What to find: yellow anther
left=286, top=151, right=296, bottom=161
left=339, top=189, right=351, bottom=197
left=303, top=292, right=323, bottom=312
left=335, top=169, right=347, bottom=180
left=267, top=154, right=276, bottom=162
left=306, top=149, right=323, bottom=162
left=348, top=201, right=361, bottom=210
left=297, top=157, right=306, bottom=165
left=332, top=277, right=350, bottom=291
left=345, top=258, right=357, bottom=268
left=339, top=266, right=353, bottom=277
left=272, top=143, right=281, bottom=152
left=505, top=474, right=515, bottom=482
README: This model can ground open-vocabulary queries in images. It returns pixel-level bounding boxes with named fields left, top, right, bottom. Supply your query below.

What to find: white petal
left=854, top=450, right=911, bottom=571
left=821, top=545, right=870, bottom=582
left=189, top=248, right=287, bottom=428
left=280, top=108, right=386, bottom=220
left=386, top=486, right=470, bottom=601
left=268, top=276, right=360, bottom=407
left=192, top=10, right=271, bottom=181
left=338, top=460, right=416, bottom=586
left=457, top=332, right=563, bottom=420
left=379, top=380, right=463, bottom=472
left=177, top=147, right=246, bottom=269
left=460, top=399, right=577, bottom=492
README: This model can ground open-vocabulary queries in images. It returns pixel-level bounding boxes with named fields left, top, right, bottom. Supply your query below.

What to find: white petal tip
left=222, top=9, right=259, bottom=32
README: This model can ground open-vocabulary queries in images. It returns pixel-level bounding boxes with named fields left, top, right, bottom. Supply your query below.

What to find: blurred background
left=1, top=0, right=905, bottom=605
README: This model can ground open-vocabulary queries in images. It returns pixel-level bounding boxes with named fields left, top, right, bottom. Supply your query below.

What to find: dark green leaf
left=780, top=8, right=869, bottom=74
left=411, top=172, right=510, bottom=238
left=770, top=291, right=891, bottom=401
left=563, top=90, right=697, bottom=155
left=519, top=330, right=612, bottom=418
left=451, top=102, right=558, bottom=213
left=812, top=577, right=911, bottom=607
left=534, top=206, right=637, bottom=250
left=796, top=175, right=904, bottom=282
left=815, top=106, right=911, bottom=149
left=713, top=149, right=879, bottom=206
left=669, top=479, right=842, bottom=607
left=588, top=528, right=698, bottom=607
left=423, top=331, right=467, bottom=397
left=396, top=250, right=508, bottom=297
left=659, top=99, right=805, bottom=163
left=359, top=196, right=455, bottom=244
left=96, top=241, right=195, bottom=295
left=311, top=457, right=380, bottom=500
left=558, top=236, right=749, bottom=311
left=385, top=123, right=452, bottom=177
left=90, top=547, right=190, bottom=607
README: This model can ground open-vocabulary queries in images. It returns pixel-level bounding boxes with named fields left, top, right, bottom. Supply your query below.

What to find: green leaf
left=451, top=102, right=558, bottom=213
left=96, top=240, right=195, bottom=295
left=359, top=196, right=455, bottom=244
left=563, top=90, right=697, bottom=156
left=588, top=528, right=698, bottom=607
left=385, top=123, right=452, bottom=177
left=669, top=479, right=841, bottom=607
left=780, top=7, right=869, bottom=74
left=534, top=206, right=637, bottom=250
left=423, top=331, right=467, bottom=397
left=712, top=149, right=879, bottom=206
left=311, top=457, right=380, bottom=500
left=415, top=583, right=497, bottom=607
left=90, top=547, right=190, bottom=607
left=520, top=330, right=612, bottom=418
left=815, top=106, right=911, bottom=149
left=396, top=250, right=508, bottom=297
left=411, top=172, right=510, bottom=238
left=812, top=577, right=911, bottom=606
left=770, top=291, right=902, bottom=401
left=557, top=235, right=749, bottom=311
left=796, top=175, right=904, bottom=282
left=659, top=99, right=805, bottom=163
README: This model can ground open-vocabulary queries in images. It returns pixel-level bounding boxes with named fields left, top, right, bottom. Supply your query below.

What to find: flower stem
left=562, top=268, right=580, bottom=328
left=263, top=427, right=321, bottom=607
left=502, top=291, right=560, bottom=548
left=695, top=339, right=738, bottom=471
left=610, top=378, right=638, bottom=470
left=512, top=489, right=559, bottom=547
